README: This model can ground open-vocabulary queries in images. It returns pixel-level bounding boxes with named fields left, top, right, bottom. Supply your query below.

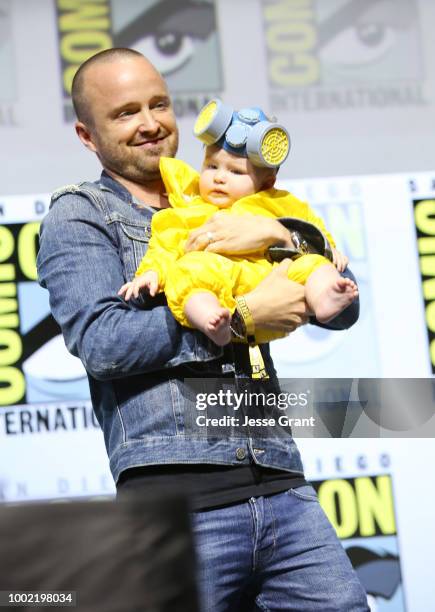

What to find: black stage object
left=268, top=217, right=333, bottom=262
left=0, top=493, right=199, bottom=612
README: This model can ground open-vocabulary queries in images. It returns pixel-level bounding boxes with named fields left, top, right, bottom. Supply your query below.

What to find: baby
left=119, top=100, right=358, bottom=347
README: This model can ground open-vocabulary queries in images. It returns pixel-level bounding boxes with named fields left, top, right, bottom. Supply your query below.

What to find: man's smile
left=131, top=136, right=166, bottom=148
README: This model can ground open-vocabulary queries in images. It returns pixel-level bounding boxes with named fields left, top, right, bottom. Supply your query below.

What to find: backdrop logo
left=314, top=475, right=406, bottom=610
left=262, top=0, right=424, bottom=112
left=0, top=197, right=89, bottom=406
left=413, top=185, right=435, bottom=374
left=0, top=221, right=42, bottom=405
left=55, top=0, right=222, bottom=121
left=0, top=0, right=18, bottom=125
left=56, top=0, right=114, bottom=121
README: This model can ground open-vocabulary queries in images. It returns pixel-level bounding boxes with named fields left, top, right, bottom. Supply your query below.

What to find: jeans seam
left=265, top=496, right=277, bottom=562
left=287, top=487, right=318, bottom=502
left=250, top=497, right=260, bottom=572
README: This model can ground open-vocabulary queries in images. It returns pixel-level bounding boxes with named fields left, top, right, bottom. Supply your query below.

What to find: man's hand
left=331, top=248, right=348, bottom=273
left=243, top=260, right=309, bottom=333
left=118, top=271, right=159, bottom=300
left=185, top=212, right=292, bottom=255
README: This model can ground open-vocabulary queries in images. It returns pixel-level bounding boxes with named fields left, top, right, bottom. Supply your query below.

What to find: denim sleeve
left=37, top=194, right=221, bottom=380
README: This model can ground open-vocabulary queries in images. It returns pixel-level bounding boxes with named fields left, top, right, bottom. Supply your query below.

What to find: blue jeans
left=191, top=486, right=369, bottom=612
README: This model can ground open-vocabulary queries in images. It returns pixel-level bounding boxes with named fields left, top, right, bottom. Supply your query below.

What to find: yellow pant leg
left=253, top=254, right=333, bottom=344
left=165, top=251, right=242, bottom=327
left=229, top=256, right=273, bottom=296
left=165, top=251, right=333, bottom=340
left=287, top=254, right=333, bottom=284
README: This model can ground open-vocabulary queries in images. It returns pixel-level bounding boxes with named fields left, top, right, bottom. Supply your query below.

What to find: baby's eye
left=231, top=169, right=244, bottom=175
left=206, top=163, right=218, bottom=170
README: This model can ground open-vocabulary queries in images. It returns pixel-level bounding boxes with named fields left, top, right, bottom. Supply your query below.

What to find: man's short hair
left=71, top=48, right=144, bottom=126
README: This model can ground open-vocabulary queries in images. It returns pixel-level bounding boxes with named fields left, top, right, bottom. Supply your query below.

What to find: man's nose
left=137, top=109, right=160, bottom=134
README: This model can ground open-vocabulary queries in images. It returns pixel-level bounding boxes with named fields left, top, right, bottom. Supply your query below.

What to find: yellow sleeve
left=159, top=157, right=201, bottom=205
left=231, top=189, right=336, bottom=248
left=136, top=160, right=219, bottom=289
left=135, top=209, right=190, bottom=289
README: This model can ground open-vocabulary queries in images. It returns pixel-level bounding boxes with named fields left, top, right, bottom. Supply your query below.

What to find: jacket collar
left=98, top=170, right=133, bottom=205
left=98, top=170, right=158, bottom=214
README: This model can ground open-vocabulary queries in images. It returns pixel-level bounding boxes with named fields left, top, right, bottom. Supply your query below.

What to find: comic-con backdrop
left=1, top=1, right=435, bottom=611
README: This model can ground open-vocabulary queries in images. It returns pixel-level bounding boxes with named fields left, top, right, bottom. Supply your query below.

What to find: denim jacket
left=37, top=172, right=358, bottom=483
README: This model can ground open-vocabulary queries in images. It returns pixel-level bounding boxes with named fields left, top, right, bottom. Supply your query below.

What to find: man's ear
left=75, top=121, right=98, bottom=153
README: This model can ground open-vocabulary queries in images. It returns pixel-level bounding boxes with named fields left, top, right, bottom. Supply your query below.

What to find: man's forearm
left=37, top=195, right=221, bottom=380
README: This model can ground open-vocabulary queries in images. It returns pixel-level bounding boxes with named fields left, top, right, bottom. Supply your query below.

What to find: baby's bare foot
left=206, top=309, right=231, bottom=346
left=184, top=292, right=231, bottom=346
left=315, top=277, right=358, bottom=324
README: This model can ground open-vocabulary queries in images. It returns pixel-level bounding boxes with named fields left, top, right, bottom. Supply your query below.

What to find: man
left=37, top=48, right=368, bottom=611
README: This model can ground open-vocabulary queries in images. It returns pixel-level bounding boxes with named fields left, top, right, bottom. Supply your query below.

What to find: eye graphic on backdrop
left=321, top=24, right=396, bottom=65
left=23, top=335, right=88, bottom=402
left=318, top=0, right=417, bottom=69
left=0, top=9, right=7, bottom=49
left=132, top=33, right=195, bottom=75
left=345, top=546, right=402, bottom=608
left=114, top=0, right=216, bottom=77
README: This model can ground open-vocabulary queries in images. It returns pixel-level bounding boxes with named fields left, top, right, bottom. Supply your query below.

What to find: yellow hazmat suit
left=136, top=157, right=336, bottom=343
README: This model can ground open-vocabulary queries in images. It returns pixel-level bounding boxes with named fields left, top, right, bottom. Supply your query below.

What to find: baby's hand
left=118, top=271, right=159, bottom=301
left=331, top=248, right=348, bottom=273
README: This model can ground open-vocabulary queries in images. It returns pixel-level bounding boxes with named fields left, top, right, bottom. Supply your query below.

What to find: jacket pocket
left=117, top=221, right=151, bottom=279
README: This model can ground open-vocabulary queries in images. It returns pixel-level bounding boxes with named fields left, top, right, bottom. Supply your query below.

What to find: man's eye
left=119, top=110, right=135, bottom=118
left=154, top=101, right=169, bottom=110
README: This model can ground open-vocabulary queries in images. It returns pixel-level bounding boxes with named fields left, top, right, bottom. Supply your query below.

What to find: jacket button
left=236, top=447, right=246, bottom=461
